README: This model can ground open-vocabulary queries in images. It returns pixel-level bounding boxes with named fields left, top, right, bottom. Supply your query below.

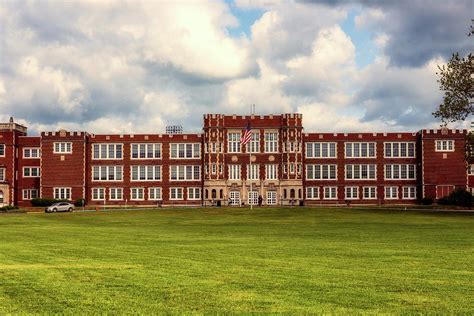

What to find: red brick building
left=0, top=115, right=471, bottom=207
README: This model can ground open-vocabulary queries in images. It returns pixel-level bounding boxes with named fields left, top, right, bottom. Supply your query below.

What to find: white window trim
left=435, top=140, right=455, bottom=152
left=130, top=165, right=162, bottom=182
left=170, top=143, right=201, bottom=159
left=265, top=164, right=278, bottom=181
left=323, top=187, right=338, bottom=200
left=187, top=187, right=201, bottom=200
left=266, top=191, right=277, bottom=205
left=362, top=186, right=378, bottom=200
left=384, top=186, right=399, bottom=200
left=306, top=164, right=338, bottom=180
left=170, top=187, right=184, bottom=200
left=169, top=165, right=201, bottom=181
left=345, top=186, right=359, bottom=200
left=148, top=187, right=163, bottom=201
left=53, top=187, right=72, bottom=200
left=227, top=131, right=242, bottom=153
left=383, top=142, right=416, bottom=158
left=92, top=165, right=124, bottom=182
left=23, top=147, right=41, bottom=159
left=305, top=142, right=337, bottom=159
left=344, top=142, right=377, bottom=159
left=306, top=187, right=320, bottom=200
left=228, top=165, right=241, bottom=180
left=384, top=164, right=417, bottom=180
left=130, top=187, right=145, bottom=201
left=0, top=144, right=5, bottom=157
left=130, top=143, right=162, bottom=160
left=53, top=142, right=72, bottom=154
left=264, top=130, right=279, bottom=153
left=344, top=164, right=377, bottom=180
left=22, top=189, right=39, bottom=200
left=0, top=168, right=5, bottom=181
left=402, top=186, right=417, bottom=200
left=23, top=166, right=41, bottom=178
left=92, top=187, right=106, bottom=201
left=92, top=143, right=124, bottom=160
left=109, top=188, right=123, bottom=201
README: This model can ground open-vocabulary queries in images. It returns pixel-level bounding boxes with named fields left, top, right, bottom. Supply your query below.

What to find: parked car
left=45, top=202, right=75, bottom=213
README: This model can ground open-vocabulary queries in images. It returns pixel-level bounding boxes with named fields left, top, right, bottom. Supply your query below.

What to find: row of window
left=91, top=165, right=201, bottom=181
left=305, top=164, right=416, bottom=180
left=306, top=186, right=417, bottom=200
left=91, top=187, right=201, bottom=201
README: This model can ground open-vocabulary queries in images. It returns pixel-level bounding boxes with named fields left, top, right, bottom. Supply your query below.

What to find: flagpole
left=250, top=147, right=253, bottom=210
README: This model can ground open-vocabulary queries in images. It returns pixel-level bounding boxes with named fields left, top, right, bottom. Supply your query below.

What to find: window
left=170, top=143, right=201, bottom=159
left=248, top=191, right=258, bottom=205
left=306, top=164, right=337, bottom=180
left=0, top=144, right=4, bottom=157
left=363, top=186, right=377, bottom=199
left=92, top=166, right=123, bottom=181
left=0, top=168, right=4, bottom=181
left=228, top=165, right=241, bottom=180
left=109, top=188, right=123, bottom=200
left=345, top=187, right=359, bottom=199
left=54, top=142, right=72, bottom=154
left=23, top=148, right=40, bottom=158
left=227, top=132, right=241, bottom=153
left=211, top=163, right=217, bottom=174
left=289, top=163, right=295, bottom=174
left=306, top=142, right=337, bottom=158
left=323, top=187, right=337, bottom=200
left=345, top=142, right=376, bottom=158
left=92, top=144, right=123, bottom=159
left=148, top=187, right=162, bottom=200
left=345, top=164, right=376, bottom=180
left=264, top=131, right=278, bottom=153
left=130, top=187, right=144, bottom=200
left=306, top=187, right=319, bottom=199
left=436, top=185, right=455, bottom=199
left=187, top=188, right=201, bottom=200
left=267, top=191, right=277, bottom=205
left=169, top=165, right=201, bottom=181
left=402, top=186, right=416, bottom=199
left=247, top=164, right=259, bottom=180
left=54, top=187, right=71, bottom=200
left=130, top=143, right=161, bottom=159
left=384, top=142, right=415, bottom=158
left=229, top=191, right=240, bottom=205
left=23, top=167, right=40, bottom=177
left=22, top=189, right=39, bottom=200
left=265, top=164, right=277, bottom=180
left=170, top=187, right=183, bottom=200
left=385, top=186, right=398, bottom=199
left=385, top=165, right=416, bottom=180
left=246, top=132, right=260, bottom=153
left=92, top=188, right=105, bottom=200
left=435, top=140, right=454, bottom=152
left=131, top=165, right=161, bottom=181
left=469, top=165, right=474, bottom=175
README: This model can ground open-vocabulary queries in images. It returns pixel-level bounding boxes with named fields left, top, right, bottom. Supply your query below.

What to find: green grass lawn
left=0, top=207, right=473, bottom=314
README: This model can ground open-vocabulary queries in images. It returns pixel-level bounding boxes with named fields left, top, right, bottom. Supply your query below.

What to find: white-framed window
left=267, top=191, right=277, bottom=205
left=345, top=142, right=376, bottom=158
left=211, top=163, right=217, bottom=174
left=187, top=187, right=201, bottom=200
left=131, top=165, right=162, bottom=181
left=306, top=142, right=337, bottom=158
left=289, top=163, right=295, bottom=174
left=131, top=187, right=144, bottom=200
left=109, top=188, right=123, bottom=200
left=23, top=167, right=40, bottom=177
left=23, top=148, right=40, bottom=158
left=92, top=188, right=105, bottom=200
left=248, top=191, right=258, bottom=205
left=131, top=143, right=161, bottom=159
left=22, top=189, right=39, bottom=200
left=229, top=191, right=240, bottom=205
left=170, top=143, right=201, bottom=159
left=0, top=144, right=4, bottom=157
left=170, top=187, right=183, bottom=200
left=345, top=186, right=359, bottom=199
left=169, top=165, right=201, bottom=181
left=264, top=131, right=278, bottom=153
left=435, top=140, right=454, bottom=152
left=385, top=186, right=398, bottom=199
left=402, top=186, right=417, bottom=199
left=384, top=142, right=415, bottom=158
left=228, top=165, right=241, bottom=180
left=265, top=164, right=277, bottom=180
left=469, top=165, right=474, bottom=175
left=306, top=187, right=319, bottom=199
left=345, top=164, right=376, bottom=180
left=246, top=132, right=260, bottom=153
left=92, top=143, right=123, bottom=160
left=362, top=186, right=377, bottom=199
left=92, top=166, right=123, bottom=181
left=53, top=142, right=72, bottom=154
left=208, top=142, right=222, bottom=153
left=247, top=164, right=259, bottom=180
left=306, top=164, right=337, bottom=180
left=54, top=187, right=71, bottom=200
left=283, top=164, right=287, bottom=174
left=227, top=132, right=241, bottom=153
left=148, top=187, right=162, bottom=200
left=323, top=187, right=337, bottom=200
left=0, top=168, right=5, bottom=181
left=384, top=164, right=416, bottom=180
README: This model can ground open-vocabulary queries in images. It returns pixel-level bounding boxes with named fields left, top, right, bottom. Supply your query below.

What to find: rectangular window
left=227, top=132, right=241, bottom=153
left=345, top=142, right=376, bottom=158
left=384, top=142, right=416, bottom=158
left=247, top=164, right=259, bottom=180
left=170, top=187, right=183, bottom=200
left=0, top=168, right=4, bottom=181
left=264, top=131, right=278, bottom=153
left=22, top=189, right=39, bottom=200
left=246, top=132, right=260, bottom=153
left=130, top=143, right=162, bottom=159
left=306, top=187, right=319, bottom=199
left=131, top=187, right=144, bottom=200
left=148, top=187, right=162, bottom=200
left=169, top=165, right=200, bottom=181
left=92, top=166, right=123, bottom=181
left=0, top=144, right=4, bottom=157
left=23, top=148, right=41, bottom=158
left=306, top=164, right=337, bottom=180
left=384, top=164, right=416, bottom=180
left=362, top=186, right=377, bottom=199
left=23, top=167, right=40, bottom=177
left=435, top=140, right=454, bottom=152
left=265, top=164, right=277, bottom=180
left=385, top=186, right=398, bottom=199
left=323, top=187, right=337, bottom=200
left=306, top=142, right=337, bottom=158
left=187, top=187, right=201, bottom=200
left=109, top=188, right=123, bottom=200
left=170, top=143, right=200, bottom=159
left=53, top=187, right=71, bottom=200
left=53, top=142, right=72, bottom=154
left=92, top=144, right=123, bottom=159
left=266, top=191, right=277, bottom=205
left=345, top=164, right=376, bottom=180
left=469, top=165, right=474, bottom=175
left=130, top=165, right=161, bottom=181
left=345, top=187, right=359, bottom=199
left=92, top=188, right=105, bottom=200
left=229, top=191, right=240, bottom=205
left=228, top=165, right=241, bottom=180
left=402, top=186, right=417, bottom=199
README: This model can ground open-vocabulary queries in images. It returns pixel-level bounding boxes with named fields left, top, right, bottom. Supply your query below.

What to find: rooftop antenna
left=251, top=104, right=256, bottom=115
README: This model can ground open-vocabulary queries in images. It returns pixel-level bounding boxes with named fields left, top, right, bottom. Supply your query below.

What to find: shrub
left=437, top=189, right=473, bottom=207
left=420, top=197, right=434, bottom=205
left=31, top=198, right=68, bottom=207
left=74, top=198, right=86, bottom=207
left=0, top=205, right=19, bottom=211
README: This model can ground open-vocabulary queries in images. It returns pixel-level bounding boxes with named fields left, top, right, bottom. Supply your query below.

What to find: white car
left=45, top=202, right=75, bottom=213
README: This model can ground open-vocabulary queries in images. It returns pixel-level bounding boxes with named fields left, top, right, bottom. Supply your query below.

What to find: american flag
left=240, top=122, right=252, bottom=145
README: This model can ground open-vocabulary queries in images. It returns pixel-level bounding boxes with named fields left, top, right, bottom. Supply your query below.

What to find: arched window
left=283, top=189, right=287, bottom=199
left=212, top=189, right=217, bottom=199
left=290, top=189, right=295, bottom=199
left=298, top=189, right=302, bottom=199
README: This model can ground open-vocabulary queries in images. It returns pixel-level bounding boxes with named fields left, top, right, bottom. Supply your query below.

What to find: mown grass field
left=0, top=207, right=473, bottom=314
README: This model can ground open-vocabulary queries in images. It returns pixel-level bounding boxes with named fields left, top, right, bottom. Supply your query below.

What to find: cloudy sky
left=0, top=0, right=472, bottom=135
